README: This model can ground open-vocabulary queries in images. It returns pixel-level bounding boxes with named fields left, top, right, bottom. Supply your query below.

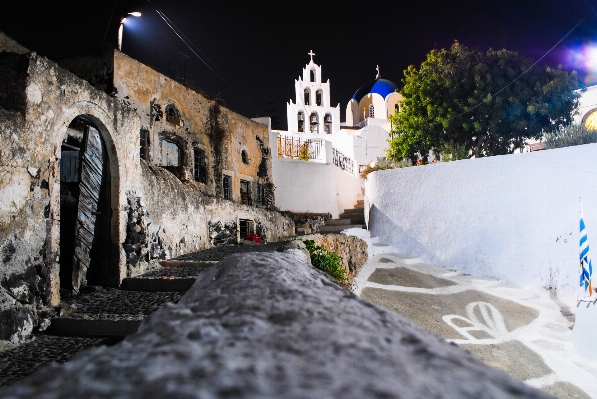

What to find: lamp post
left=118, top=12, right=141, bottom=51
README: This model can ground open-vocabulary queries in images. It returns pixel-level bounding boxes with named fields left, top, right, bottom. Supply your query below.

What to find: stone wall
left=0, top=251, right=551, bottom=399
left=301, top=233, right=368, bottom=275
left=0, top=41, right=294, bottom=345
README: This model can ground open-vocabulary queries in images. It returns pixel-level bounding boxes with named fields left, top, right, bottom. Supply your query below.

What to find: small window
left=369, top=104, right=375, bottom=118
left=297, top=112, right=304, bottom=132
left=240, top=180, right=251, bottom=205
left=395, top=103, right=400, bottom=112
left=194, top=148, right=207, bottom=183
left=241, top=150, right=248, bottom=164
left=165, top=104, right=180, bottom=125
left=161, top=140, right=179, bottom=166
left=316, top=90, right=322, bottom=106
left=223, top=175, right=231, bottom=200
left=256, top=184, right=265, bottom=206
left=140, top=129, right=149, bottom=161
left=304, top=89, right=310, bottom=105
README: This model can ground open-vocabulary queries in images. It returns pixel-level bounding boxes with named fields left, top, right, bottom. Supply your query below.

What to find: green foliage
left=360, top=157, right=409, bottom=179
left=437, top=142, right=469, bottom=162
left=544, top=124, right=597, bottom=149
left=302, top=240, right=347, bottom=281
left=388, top=41, right=583, bottom=162
left=297, top=142, right=310, bottom=161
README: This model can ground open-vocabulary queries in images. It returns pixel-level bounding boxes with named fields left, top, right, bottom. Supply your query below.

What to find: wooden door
left=72, top=126, right=104, bottom=293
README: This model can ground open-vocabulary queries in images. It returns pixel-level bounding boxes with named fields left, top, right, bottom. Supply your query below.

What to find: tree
left=388, top=42, right=583, bottom=162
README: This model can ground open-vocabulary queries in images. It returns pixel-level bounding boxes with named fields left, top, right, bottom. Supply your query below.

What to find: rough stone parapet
left=0, top=251, right=551, bottom=398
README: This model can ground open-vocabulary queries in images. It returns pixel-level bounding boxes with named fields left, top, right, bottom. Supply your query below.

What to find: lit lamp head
left=118, top=12, right=141, bottom=51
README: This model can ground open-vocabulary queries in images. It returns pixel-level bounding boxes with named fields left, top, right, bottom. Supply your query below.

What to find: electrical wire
left=145, top=0, right=250, bottom=103
left=451, top=5, right=597, bottom=121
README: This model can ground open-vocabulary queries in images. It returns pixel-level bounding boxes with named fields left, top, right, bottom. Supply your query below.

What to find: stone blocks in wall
left=0, top=251, right=551, bottom=398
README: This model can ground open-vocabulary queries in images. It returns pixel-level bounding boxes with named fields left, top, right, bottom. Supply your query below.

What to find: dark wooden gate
left=72, top=126, right=105, bottom=293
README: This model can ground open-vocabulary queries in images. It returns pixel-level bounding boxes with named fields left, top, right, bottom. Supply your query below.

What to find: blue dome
left=351, top=79, right=398, bottom=103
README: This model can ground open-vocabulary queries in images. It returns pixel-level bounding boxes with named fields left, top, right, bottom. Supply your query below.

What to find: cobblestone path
left=0, top=242, right=285, bottom=388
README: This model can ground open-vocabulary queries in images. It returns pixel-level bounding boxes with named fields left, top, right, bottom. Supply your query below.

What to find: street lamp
left=118, top=12, right=141, bottom=51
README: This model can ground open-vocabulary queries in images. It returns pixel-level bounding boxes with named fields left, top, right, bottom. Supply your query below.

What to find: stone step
left=356, top=199, right=364, bottom=205
left=325, top=218, right=352, bottom=226
left=47, top=318, right=140, bottom=337
left=120, top=277, right=196, bottom=292
left=354, top=203, right=364, bottom=209
left=319, top=224, right=365, bottom=233
left=343, top=208, right=364, bottom=214
left=339, top=213, right=365, bottom=221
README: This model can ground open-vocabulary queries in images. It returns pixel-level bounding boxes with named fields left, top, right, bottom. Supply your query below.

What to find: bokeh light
left=565, top=43, right=597, bottom=86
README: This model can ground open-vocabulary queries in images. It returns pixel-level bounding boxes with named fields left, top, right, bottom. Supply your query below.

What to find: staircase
left=319, top=198, right=366, bottom=233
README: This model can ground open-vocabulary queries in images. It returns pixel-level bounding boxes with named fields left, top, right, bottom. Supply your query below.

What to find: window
left=240, top=180, right=251, bottom=205
left=297, top=112, right=304, bottom=132
left=395, top=103, right=400, bottom=112
left=193, top=148, right=207, bottom=183
left=223, top=175, right=231, bottom=200
left=241, top=150, right=248, bottom=164
left=256, top=184, right=265, bottom=206
left=316, top=90, right=322, bottom=106
left=165, top=104, right=180, bottom=125
left=369, top=104, right=375, bottom=118
left=304, top=89, right=310, bottom=105
left=161, top=140, right=179, bottom=166
left=310, top=69, right=315, bottom=82
left=140, top=129, right=149, bottom=161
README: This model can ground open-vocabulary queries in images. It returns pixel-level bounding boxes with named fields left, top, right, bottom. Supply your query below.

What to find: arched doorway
left=59, top=116, right=112, bottom=294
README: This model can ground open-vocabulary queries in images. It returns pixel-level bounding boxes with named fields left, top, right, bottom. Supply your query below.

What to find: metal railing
left=332, top=147, right=354, bottom=175
left=277, top=135, right=323, bottom=161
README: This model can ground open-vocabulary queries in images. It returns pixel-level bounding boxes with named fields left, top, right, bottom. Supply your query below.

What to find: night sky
left=2, top=1, right=597, bottom=129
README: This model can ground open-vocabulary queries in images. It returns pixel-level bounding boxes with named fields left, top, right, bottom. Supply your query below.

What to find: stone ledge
left=0, top=251, right=551, bottom=398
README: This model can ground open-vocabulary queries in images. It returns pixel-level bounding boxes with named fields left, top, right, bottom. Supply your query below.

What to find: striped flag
left=580, top=198, right=593, bottom=298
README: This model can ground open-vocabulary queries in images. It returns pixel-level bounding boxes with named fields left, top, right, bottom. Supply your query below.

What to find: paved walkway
left=347, top=228, right=597, bottom=399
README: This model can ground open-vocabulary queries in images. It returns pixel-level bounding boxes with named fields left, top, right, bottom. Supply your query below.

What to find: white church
left=267, top=51, right=401, bottom=218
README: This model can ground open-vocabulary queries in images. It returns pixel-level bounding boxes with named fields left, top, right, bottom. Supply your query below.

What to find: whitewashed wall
left=271, top=132, right=362, bottom=218
left=365, top=144, right=597, bottom=289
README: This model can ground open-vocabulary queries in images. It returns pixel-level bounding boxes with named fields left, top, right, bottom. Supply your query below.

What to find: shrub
left=302, top=239, right=347, bottom=281
left=543, top=124, right=597, bottom=149
left=438, top=142, right=469, bottom=161
left=297, top=142, right=310, bottom=161
left=360, top=157, right=408, bottom=179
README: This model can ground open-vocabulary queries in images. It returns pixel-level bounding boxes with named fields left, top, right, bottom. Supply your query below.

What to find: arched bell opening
left=59, top=115, right=114, bottom=295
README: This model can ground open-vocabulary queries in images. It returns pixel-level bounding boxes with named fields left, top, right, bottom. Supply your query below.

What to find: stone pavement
left=347, top=228, right=597, bottom=399
left=0, top=241, right=286, bottom=388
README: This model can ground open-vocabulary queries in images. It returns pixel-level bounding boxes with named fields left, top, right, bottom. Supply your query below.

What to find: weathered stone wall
left=0, top=31, right=28, bottom=54
left=0, top=251, right=551, bottom=399
left=124, top=161, right=294, bottom=277
left=0, top=51, right=141, bottom=343
left=112, top=51, right=274, bottom=203
left=0, top=38, right=293, bottom=345
left=301, top=233, right=368, bottom=275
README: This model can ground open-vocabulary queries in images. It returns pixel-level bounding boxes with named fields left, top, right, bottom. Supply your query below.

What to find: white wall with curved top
left=365, top=143, right=597, bottom=290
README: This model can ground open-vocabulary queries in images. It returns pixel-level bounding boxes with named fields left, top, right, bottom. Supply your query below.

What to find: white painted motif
left=443, top=302, right=509, bottom=345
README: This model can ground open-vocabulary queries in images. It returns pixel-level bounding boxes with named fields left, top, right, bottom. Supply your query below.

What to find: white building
left=269, top=52, right=401, bottom=217
left=575, top=84, right=597, bottom=129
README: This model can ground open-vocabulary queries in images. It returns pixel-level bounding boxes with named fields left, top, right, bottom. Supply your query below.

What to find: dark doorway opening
left=59, top=116, right=112, bottom=294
